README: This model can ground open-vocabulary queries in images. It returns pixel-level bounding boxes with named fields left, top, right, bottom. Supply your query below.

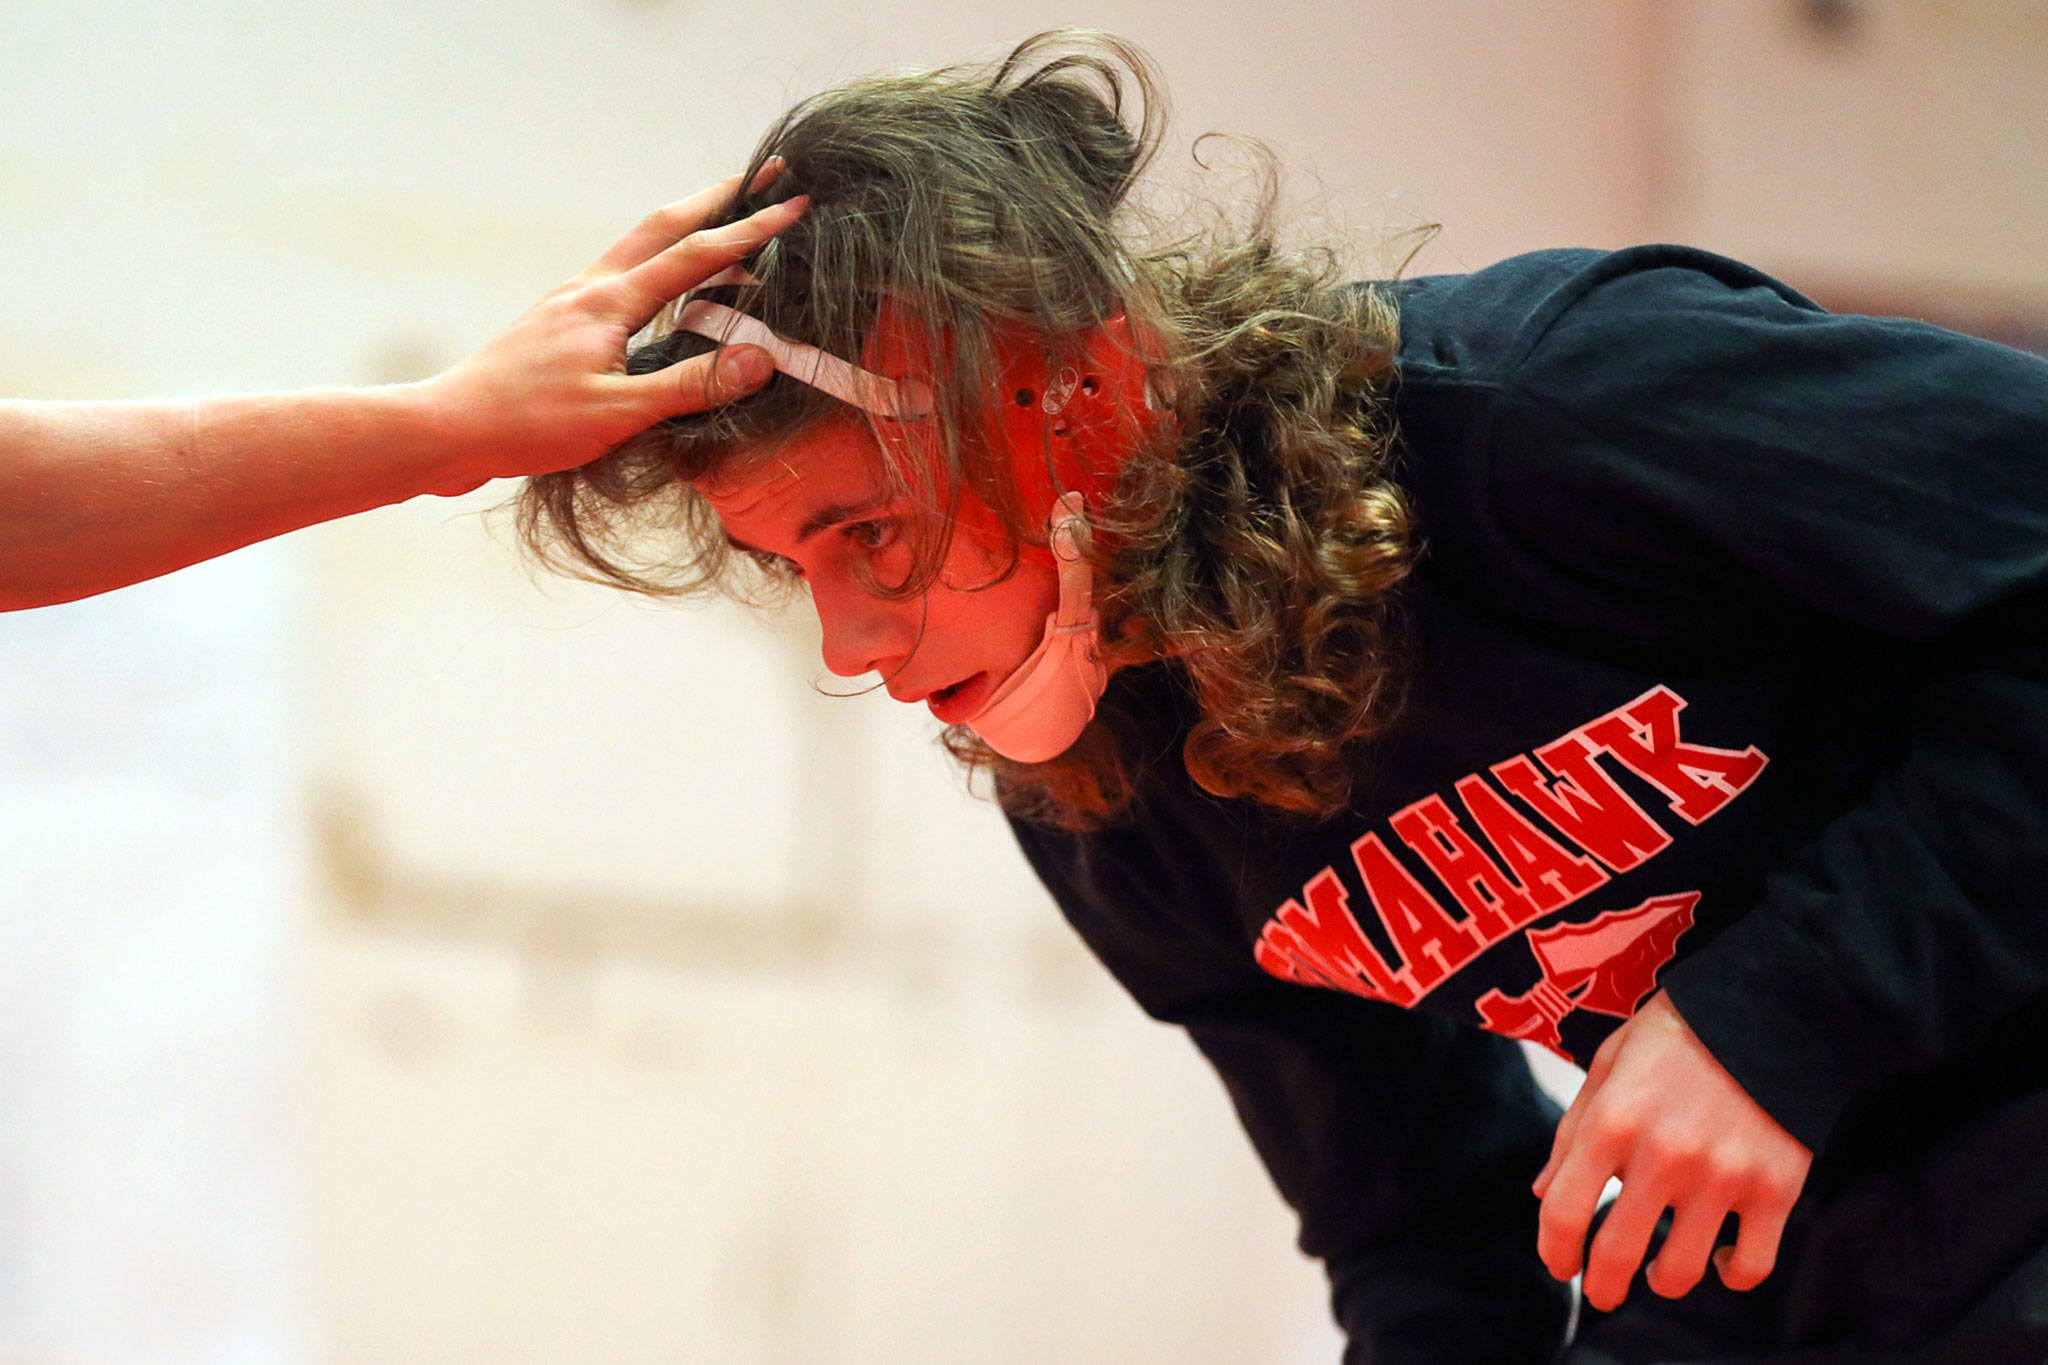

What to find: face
left=699, top=419, right=1060, bottom=726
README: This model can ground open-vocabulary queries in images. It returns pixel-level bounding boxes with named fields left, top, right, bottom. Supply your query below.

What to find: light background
left=2, top=2, right=2045, bottom=1362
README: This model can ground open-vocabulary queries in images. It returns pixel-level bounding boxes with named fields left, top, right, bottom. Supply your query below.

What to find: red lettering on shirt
left=1390, top=794, right=1539, bottom=941
left=1493, top=737, right=1672, bottom=873
left=1256, top=685, right=1768, bottom=1024
left=1353, top=833, right=1482, bottom=995
left=1255, top=927, right=1357, bottom=996
left=1453, top=774, right=1609, bottom=914
left=1254, top=868, right=1417, bottom=1007
left=1582, top=685, right=1769, bottom=825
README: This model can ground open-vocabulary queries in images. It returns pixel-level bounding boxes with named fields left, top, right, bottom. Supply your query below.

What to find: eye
left=844, top=518, right=901, bottom=553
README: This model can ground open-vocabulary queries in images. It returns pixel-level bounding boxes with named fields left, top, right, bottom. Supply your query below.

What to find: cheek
left=927, top=554, right=1059, bottom=660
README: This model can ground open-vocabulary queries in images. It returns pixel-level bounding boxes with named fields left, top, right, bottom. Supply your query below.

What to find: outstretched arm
left=0, top=168, right=802, bottom=611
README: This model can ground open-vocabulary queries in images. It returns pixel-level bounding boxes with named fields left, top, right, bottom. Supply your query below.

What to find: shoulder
left=1381, top=243, right=1827, bottom=390
left=1384, top=245, right=2048, bottom=645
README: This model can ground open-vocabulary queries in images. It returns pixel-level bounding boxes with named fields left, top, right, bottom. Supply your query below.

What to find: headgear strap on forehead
left=673, top=268, right=934, bottom=420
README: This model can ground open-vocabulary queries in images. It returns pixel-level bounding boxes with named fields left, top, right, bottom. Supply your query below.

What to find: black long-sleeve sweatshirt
left=1005, top=246, right=2048, bottom=1363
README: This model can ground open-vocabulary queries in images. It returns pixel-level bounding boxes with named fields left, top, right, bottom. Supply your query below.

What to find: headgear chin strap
left=964, top=492, right=1108, bottom=764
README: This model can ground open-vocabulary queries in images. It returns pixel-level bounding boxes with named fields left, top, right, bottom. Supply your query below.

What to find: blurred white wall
left=0, top=558, right=304, bottom=1365
left=1654, top=1, right=2048, bottom=298
left=2, top=2, right=2045, bottom=1363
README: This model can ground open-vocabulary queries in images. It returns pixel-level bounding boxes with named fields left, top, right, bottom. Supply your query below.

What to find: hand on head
left=415, top=161, right=808, bottom=496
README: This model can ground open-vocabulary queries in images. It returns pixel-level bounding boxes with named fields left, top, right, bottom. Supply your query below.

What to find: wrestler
left=522, top=33, right=2048, bottom=1364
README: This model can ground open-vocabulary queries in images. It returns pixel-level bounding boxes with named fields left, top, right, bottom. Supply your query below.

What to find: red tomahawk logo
left=1475, top=892, right=1700, bottom=1061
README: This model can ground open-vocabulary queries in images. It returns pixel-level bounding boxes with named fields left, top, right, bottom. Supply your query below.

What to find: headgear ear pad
left=986, top=314, right=1162, bottom=563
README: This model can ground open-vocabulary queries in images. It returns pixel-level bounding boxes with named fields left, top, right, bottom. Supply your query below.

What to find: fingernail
left=722, top=347, right=772, bottom=386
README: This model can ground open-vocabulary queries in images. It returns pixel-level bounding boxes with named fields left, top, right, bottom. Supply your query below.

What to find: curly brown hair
left=518, top=29, right=1420, bottom=831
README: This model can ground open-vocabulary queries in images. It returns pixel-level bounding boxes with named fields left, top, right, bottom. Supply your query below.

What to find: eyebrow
left=721, top=495, right=894, bottom=558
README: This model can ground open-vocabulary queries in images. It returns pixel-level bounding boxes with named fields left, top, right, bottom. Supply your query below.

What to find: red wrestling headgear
left=855, top=299, right=1165, bottom=565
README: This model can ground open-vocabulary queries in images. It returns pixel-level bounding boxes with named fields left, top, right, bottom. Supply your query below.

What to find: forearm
left=0, top=175, right=801, bottom=612
left=0, top=385, right=472, bottom=610
left=1659, top=604, right=2048, bottom=1152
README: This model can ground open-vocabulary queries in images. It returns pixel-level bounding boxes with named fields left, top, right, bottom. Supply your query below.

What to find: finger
left=1580, top=1180, right=1667, bottom=1312
left=1536, top=1047, right=1619, bottom=1197
left=606, top=195, right=810, bottom=332
left=1536, top=1134, right=1622, bottom=1283
left=1647, top=1202, right=1734, bottom=1300
left=1534, top=1089, right=1591, bottom=1198
left=1715, top=1194, right=1793, bottom=1292
left=585, top=158, right=788, bottom=277
left=622, top=342, right=776, bottom=422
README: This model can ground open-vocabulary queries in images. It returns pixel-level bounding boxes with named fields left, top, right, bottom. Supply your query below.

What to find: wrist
left=391, top=375, right=497, bottom=497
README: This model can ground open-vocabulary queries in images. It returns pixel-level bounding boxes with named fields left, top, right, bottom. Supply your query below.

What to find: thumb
left=641, top=344, right=775, bottom=420
left=714, top=344, right=775, bottom=394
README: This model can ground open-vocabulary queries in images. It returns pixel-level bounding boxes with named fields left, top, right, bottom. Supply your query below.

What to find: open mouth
left=925, top=672, right=990, bottom=724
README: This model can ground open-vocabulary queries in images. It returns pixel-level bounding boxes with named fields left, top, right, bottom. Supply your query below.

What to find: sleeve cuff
left=1658, top=907, right=1910, bottom=1153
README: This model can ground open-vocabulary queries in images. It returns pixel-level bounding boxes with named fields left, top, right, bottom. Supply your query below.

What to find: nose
left=813, top=581, right=921, bottom=681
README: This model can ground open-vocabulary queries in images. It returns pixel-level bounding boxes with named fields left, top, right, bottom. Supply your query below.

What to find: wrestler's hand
left=416, top=163, right=806, bottom=495
left=1530, top=990, right=1812, bottom=1313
